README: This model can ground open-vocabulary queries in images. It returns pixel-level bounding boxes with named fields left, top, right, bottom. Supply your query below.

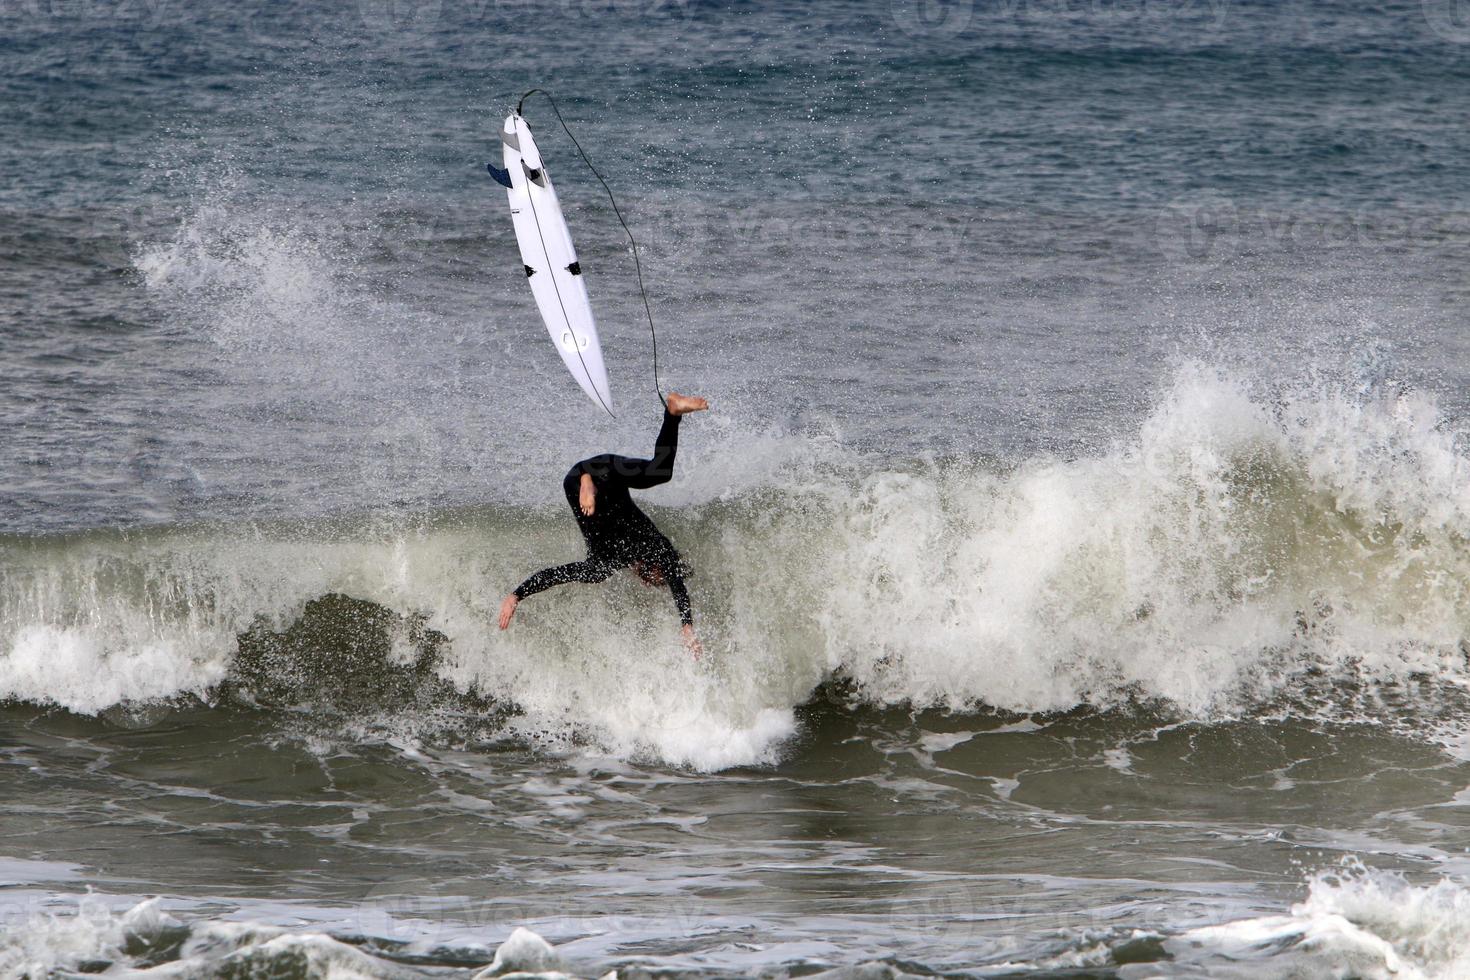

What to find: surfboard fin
left=566, top=261, right=581, bottom=275
left=524, top=264, right=535, bottom=277
left=523, top=162, right=547, bottom=188
left=486, top=162, right=513, bottom=189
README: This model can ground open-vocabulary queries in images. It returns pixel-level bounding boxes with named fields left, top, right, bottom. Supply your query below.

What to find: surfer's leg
left=617, top=410, right=682, bottom=489
left=602, top=414, right=676, bottom=490
left=619, top=393, right=708, bottom=488
left=646, top=409, right=681, bottom=484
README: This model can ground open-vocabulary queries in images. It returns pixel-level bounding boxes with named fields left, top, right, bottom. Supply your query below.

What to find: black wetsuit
left=512, top=410, right=693, bottom=625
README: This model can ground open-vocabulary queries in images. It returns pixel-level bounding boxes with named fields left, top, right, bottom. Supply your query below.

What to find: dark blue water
left=6, top=0, right=1470, bottom=532
left=6, top=1, right=1470, bottom=976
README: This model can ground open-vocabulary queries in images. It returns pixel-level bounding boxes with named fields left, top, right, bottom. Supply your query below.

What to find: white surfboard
left=491, top=112, right=613, bottom=415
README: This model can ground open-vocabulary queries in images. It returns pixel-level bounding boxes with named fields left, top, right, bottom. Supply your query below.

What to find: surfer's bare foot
left=498, top=594, right=519, bottom=630
left=666, top=392, right=708, bottom=416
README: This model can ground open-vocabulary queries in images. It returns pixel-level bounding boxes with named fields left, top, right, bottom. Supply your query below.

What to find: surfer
left=498, top=393, right=710, bottom=657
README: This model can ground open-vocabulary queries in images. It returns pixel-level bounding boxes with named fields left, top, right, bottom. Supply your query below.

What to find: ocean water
left=6, top=0, right=1470, bottom=976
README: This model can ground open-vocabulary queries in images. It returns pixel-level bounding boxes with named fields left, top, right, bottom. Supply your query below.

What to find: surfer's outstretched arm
left=514, top=561, right=616, bottom=599
left=499, top=561, right=616, bottom=629
left=663, top=565, right=693, bottom=627
left=635, top=555, right=700, bottom=658
left=668, top=571, right=702, bottom=658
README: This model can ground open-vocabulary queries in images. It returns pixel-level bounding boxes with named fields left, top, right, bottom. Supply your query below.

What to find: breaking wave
left=2, top=361, right=1469, bottom=769
left=8, top=864, right=1470, bottom=978
left=1138, top=862, right=1470, bottom=979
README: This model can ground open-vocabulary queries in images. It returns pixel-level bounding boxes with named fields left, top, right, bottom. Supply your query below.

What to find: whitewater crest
left=823, top=361, right=1470, bottom=718
left=1125, top=862, right=1470, bottom=979
left=2, top=362, right=1469, bottom=768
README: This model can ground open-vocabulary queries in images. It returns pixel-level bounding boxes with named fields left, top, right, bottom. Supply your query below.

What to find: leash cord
left=519, top=89, right=665, bottom=409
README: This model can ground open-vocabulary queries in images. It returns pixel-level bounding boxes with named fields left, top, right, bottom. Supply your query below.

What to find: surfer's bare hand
left=498, top=594, right=519, bottom=630
left=579, top=473, right=596, bottom=516
left=681, top=623, right=703, bottom=660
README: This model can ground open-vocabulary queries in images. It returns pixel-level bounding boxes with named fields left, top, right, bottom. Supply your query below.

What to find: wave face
left=3, top=361, right=1469, bottom=769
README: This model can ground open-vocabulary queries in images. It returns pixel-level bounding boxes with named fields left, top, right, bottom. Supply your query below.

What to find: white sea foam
left=1129, top=863, right=1470, bottom=979
left=820, top=363, right=1470, bottom=718
left=0, top=897, right=175, bottom=977
left=474, top=926, right=564, bottom=978
left=2, top=362, right=1468, bottom=769
left=0, top=898, right=435, bottom=978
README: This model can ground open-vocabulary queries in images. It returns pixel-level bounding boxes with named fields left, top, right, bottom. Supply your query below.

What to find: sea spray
left=2, top=362, right=1469, bottom=768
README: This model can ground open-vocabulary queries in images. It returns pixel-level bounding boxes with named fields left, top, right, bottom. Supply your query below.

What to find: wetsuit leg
left=572, top=411, right=680, bottom=491
left=616, top=410, right=681, bottom=489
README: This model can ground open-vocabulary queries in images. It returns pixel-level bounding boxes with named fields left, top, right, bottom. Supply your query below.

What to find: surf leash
left=518, top=89, right=666, bottom=410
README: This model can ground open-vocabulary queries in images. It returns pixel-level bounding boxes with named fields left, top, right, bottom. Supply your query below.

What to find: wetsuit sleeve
left=514, top=561, right=615, bottom=600
left=666, top=564, right=693, bottom=627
